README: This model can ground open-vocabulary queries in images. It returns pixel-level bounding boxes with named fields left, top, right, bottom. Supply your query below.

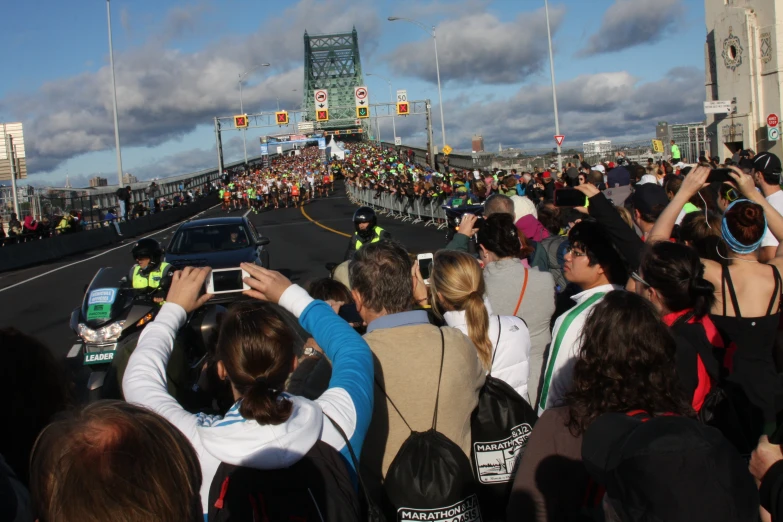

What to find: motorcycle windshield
left=82, top=267, right=132, bottom=328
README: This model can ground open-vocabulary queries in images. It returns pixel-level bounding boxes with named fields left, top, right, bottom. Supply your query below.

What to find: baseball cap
left=631, top=183, right=669, bottom=218
left=582, top=412, right=758, bottom=522
left=542, top=171, right=552, bottom=179
left=593, top=164, right=606, bottom=173
left=753, top=152, right=782, bottom=176
left=636, top=174, right=659, bottom=186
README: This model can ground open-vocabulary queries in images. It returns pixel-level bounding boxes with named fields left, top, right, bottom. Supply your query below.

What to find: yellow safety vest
left=132, top=262, right=170, bottom=289
left=355, top=226, right=385, bottom=250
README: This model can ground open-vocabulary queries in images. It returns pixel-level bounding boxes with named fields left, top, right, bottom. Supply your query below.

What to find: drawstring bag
left=380, top=328, right=483, bottom=522
left=471, top=316, right=538, bottom=521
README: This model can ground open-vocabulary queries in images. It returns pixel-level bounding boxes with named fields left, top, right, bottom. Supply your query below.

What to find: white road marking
left=242, top=208, right=251, bottom=218
left=0, top=204, right=220, bottom=294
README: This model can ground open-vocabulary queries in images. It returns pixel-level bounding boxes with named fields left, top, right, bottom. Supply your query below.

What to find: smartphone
left=707, top=168, right=733, bottom=184
left=417, top=253, right=434, bottom=285
left=206, top=267, right=250, bottom=294
left=554, top=189, right=587, bottom=207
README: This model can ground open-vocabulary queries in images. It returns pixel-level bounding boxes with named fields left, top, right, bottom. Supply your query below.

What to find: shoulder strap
left=538, top=292, right=606, bottom=411
left=432, top=328, right=446, bottom=431
left=324, top=414, right=385, bottom=522
left=489, top=315, right=502, bottom=375
left=769, top=265, right=782, bottom=315
left=512, top=269, right=530, bottom=317
left=723, top=266, right=741, bottom=318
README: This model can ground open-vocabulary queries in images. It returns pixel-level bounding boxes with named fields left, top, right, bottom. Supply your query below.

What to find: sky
left=0, top=0, right=709, bottom=187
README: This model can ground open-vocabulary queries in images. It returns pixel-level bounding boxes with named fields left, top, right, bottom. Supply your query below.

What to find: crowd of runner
left=8, top=142, right=783, bottom=522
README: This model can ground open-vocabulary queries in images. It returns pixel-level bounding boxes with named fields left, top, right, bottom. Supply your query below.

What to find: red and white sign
left=314, top=89, right=329, bottom=109
left=354, top=86, right=369, bottom=107
left=768, top=114, right=779, bottom=127
left=554, top=135, right=565, bottom=146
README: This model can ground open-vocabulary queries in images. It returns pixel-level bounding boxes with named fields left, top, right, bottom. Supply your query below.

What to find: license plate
left=84, top=351, right=115, bottom=365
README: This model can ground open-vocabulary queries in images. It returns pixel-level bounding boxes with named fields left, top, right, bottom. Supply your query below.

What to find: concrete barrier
left=0, top=195, right=219, bottom=273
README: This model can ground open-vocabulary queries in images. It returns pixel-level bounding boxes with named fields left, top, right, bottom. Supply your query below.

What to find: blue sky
left=1, top=0, right=708, bottom=187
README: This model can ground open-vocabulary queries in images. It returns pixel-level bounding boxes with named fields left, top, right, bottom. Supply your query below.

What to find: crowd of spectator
left=8, top=144, right=783, bottom=522
left=0, top=181, right=214, bottom=246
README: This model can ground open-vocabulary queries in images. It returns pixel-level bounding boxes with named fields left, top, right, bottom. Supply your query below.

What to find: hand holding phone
left=417, top=253, right=434, bottom=285
left=707, top=168, right=733, bottom=184
left=206, top=267, right=250, bottom=294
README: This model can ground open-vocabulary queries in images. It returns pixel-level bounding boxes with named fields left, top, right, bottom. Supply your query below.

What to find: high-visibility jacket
left=354, top=226, right=385, bottom=250
left=132, top=262, right=171, bottom=290
left=671, top=144, right=681, bottom=159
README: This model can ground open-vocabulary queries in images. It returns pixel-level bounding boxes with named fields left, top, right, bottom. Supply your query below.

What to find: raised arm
left=648, top=166, right=710, bottom=242
left=123, top=267, right=213, bottom=440
left=728, top=167, right=783, bottom=262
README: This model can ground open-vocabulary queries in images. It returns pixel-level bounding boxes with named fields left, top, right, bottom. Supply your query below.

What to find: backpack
left=379, top=329, right=483, bottom=522
left=208, top=440, right=361, bottom=522
left=470, top=317, right=538, bottom=521
left=531, top=235, right=568, bottom=291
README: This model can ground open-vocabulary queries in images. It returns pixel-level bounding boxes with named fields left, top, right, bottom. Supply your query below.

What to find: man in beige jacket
left=351, top=241, right=485, bottom=501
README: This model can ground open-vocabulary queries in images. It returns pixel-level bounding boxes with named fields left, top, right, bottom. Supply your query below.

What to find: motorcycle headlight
left=78, top=321, right=125, bottom=343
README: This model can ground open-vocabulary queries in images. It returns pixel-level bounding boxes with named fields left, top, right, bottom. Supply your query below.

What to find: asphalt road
left=0, top=184, right=445, bottom=362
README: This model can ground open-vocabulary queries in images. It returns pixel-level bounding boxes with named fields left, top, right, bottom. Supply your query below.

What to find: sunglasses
left=630, top=271, right=650, bottom=287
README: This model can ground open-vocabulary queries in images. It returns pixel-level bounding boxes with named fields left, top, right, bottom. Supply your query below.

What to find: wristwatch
left=303, top=346, right=319, bottom=357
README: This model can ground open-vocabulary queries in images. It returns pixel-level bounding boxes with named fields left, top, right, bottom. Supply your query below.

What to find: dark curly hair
left=564, top=291, right=692, bottom=436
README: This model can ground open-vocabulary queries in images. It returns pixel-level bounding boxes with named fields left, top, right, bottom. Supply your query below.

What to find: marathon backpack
left=207, top=440, right=361, bottom=522
left=380, top=329, right=482, bottom=522
left=470, top=317, right=538, bottom=521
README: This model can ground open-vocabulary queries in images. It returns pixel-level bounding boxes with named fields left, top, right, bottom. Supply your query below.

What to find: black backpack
left=471, top=317, right=538, bottom=521
left=207, top=440, right=361, bottom=522
left=380, top=329, right=483, bottom=522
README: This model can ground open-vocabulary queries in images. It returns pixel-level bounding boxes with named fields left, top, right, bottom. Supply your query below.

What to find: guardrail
left=345, top=183, right=449, bottom=230
left=0, top=195, right=220, bottom=273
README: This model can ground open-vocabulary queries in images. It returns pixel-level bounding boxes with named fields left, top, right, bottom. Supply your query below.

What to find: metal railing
left=345, top=183, right=449, bottom=230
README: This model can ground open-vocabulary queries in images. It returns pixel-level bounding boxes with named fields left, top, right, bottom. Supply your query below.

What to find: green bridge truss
left=303, top=27, right=367, bottom=132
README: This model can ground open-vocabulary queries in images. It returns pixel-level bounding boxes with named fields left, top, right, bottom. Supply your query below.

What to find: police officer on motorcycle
left=129, top=238, right=172, bottom=302
left=344, top=206, right=391, bottom=261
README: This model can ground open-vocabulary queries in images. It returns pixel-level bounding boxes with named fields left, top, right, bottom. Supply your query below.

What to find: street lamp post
left=388, top=17, right=446, bottom=150
left=544, top=0, right=562, bottom=173
left=238, top=63, right=271, bottom=164
left=106, top=0, right=123, bottom=187
left=367, top=72, right=397, bottom=144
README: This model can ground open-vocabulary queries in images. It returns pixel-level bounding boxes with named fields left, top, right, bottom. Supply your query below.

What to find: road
left=0, top=184, right=445, bottom=361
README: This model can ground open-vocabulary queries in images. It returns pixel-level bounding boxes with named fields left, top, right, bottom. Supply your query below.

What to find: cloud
left=386, top=6, right=566, bottom=85
left=436, top=67, right=704, bottom=152
left=2, top=0, right=380, bottom=175
left=579, top=0, right=683, bottom=57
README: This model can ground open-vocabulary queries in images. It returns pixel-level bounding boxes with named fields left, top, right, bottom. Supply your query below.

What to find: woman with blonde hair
left=429, top=250, right=532, bottom=401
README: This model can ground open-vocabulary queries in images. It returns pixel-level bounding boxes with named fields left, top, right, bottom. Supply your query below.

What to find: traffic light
left=234, top=114, right=248, bottom=128
left=316, top=109, right=329, bottom=122
left=275, top=111, right=289, bottom=125
left=356, top=106, right=369, bottom=119
left=396, top=102, right=410, bottom=116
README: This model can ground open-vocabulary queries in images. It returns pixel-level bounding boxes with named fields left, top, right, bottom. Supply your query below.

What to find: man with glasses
left=538, top=221, right=628, bottom=415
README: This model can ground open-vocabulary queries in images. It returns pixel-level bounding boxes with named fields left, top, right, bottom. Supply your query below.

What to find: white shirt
left=443, top=309, right=531, bottom=403
left=538, top=284, right=623, bottom=415
left=761, top=190, right=783, bottom=248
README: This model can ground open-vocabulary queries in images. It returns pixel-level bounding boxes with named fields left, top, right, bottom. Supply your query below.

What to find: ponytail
left=688, top=264, right=716, bottom=318
left=239, top=375, right=293, bottom=425
left=216, top=301, right=296, bottom=426
left=464, top=291, right=492, bottom=371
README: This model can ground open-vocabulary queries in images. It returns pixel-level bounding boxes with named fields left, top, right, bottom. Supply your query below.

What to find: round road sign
left=770, top=127, right=780, bottom=141
left=315, top=90, right=327, bottom=103
left=355, top=87, right=367, bottom=99
left=768, top=114, right=779, bottom=127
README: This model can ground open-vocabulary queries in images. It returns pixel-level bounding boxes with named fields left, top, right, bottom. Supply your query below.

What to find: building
left=122, top=173, right=138, bottom=184
left=0, top=122, right=27, bottom=182
left=472, top=135, right=485, bottom=153
left=89, top=177, right=108, bottom=187
left=582, top=140, right=612, bottom=157
left=704, top=0, right=783, bottom=161
left=670, top=122, right=709, bottom=162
